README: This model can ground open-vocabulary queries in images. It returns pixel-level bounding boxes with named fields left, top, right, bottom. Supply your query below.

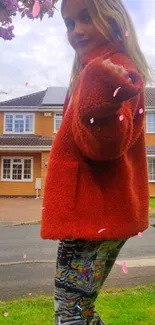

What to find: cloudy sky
left=0, top=0, right=155, bottom=102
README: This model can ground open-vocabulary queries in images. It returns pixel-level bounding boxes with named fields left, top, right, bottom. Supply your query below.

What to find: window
left=4, top=113, right=34, bottom=134
left=2, top=157, right=33, bottom=182
left=146, top=113, right=155, bottom=133
left=54, top=113, right=62, bottom=133
left=147, top=156, right=155, bottom=182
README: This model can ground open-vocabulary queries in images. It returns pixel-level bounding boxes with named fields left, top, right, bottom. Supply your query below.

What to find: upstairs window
left=54, top=113, right=62, bottom=133
left=4, top=113, right=34, bottom=134
left=146, top=113, right=155, bottom=133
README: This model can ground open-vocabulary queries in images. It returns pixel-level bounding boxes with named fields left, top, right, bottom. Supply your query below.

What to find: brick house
left=0, top=86, right=155, bottom=197
left=0, top=87, right=67, bottom=197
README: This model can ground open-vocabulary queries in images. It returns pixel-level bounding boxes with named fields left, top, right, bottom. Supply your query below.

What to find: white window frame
left=1, top=157, right=33, bottom=182
left=4, top=113, right=35, bottom=134
left=146, top=112, right=155, bottom=134
left=147, top=155, right=155, bottom=183
left=54, top=113, right=62, bottom=133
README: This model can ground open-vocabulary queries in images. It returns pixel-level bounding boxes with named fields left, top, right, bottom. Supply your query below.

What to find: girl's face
left=62, top=0, right=107, bottom=59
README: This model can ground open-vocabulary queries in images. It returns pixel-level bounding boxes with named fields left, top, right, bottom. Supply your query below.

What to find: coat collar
left=79, top=40, right=124, bottom=69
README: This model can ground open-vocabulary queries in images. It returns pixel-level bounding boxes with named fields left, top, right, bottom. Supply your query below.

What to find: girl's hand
left=102, top=59, right=132, bottom=83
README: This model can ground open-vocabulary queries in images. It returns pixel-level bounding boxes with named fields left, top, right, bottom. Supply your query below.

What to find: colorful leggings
left=54, top=238, right=127, bottom=325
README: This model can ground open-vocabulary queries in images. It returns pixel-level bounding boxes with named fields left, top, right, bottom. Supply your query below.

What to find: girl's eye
left=65, top=14, right=92, bottom=30
left=65, top=20, right=75, bottom=30
left=82, top=14, right=91, bottom=23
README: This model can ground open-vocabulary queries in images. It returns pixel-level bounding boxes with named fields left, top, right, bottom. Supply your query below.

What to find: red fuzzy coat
left=40, top=41, right=149, bottom=241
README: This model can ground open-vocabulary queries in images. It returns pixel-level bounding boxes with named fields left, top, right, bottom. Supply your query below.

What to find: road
left=0, top=223, right=155, bottom=301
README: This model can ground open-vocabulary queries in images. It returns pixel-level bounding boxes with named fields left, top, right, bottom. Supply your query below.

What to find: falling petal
left=119, top=115, right=124, bottom=121
left=138, top=232, right=142, bottom=237
left=98, top=228, right=106, bottom=233
left=32, top=0, right=40, bottom=17
left=29, top=293, right=32, bottom=296
left=41, top=207, right=45, bottom=210
left=23, top=254, right=27, bottom=259
left=139, top=108, right=143, bottom=114
left=125, top=31, right=129, bottom=37
left=25, top=82, right=28, bottom=86
left=122, top=261, right=128, bottom=274
left=4, top=312, right=8, bottom=317
left=90, top=117, right=94, bottom=124
left=113, top=87, right=121, bottom=97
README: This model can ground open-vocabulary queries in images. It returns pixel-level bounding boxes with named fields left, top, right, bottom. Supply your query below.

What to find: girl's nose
left=73, top=22, right=85, bottom=36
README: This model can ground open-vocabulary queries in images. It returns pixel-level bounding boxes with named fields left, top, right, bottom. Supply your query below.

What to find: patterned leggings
left=55, top=238, right=127, bottom=325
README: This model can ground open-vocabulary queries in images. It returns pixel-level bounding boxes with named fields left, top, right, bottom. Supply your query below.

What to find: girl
left=41, top=0, right=155, bottom=324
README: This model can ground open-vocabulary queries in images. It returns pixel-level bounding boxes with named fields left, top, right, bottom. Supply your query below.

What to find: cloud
left=14, top=21, right=31, bottom=36
left=0, top=0, right=154, bottom=102
left=0, top=0, right=73, bottom=100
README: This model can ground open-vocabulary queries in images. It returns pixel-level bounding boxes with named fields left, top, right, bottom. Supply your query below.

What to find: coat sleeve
left=72, top=53, right=144, bottom=161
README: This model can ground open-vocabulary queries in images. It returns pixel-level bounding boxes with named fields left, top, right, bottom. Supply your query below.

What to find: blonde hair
left=61, top=0, right=155, bottom=96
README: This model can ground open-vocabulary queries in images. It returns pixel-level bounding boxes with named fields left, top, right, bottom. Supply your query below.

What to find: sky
left=0, top=0, right=155, bottom=102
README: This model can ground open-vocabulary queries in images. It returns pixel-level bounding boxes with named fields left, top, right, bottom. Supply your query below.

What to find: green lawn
left=150, top=198, right=155, bottom=209
left=0, top=284, right=155, bottom=325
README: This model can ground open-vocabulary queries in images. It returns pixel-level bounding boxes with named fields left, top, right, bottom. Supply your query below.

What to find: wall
left=41, top=151, right=50, bottom=197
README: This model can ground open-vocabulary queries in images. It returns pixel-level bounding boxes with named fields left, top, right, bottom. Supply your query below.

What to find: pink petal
left=113, top=87, right=121, bottom=97
left=23, top=254, right=27, bottom=259
left=32, top=0, right=40, bottom=18
left=25, top=82, right=28, bottom=86
left=98, top=228, right=106, bottom=233
left=122, top=261, right=128, bottom=274
left=125, top=31, right=129, bottom=37
left=29, top=293, right=32, bottom=296
left=138, top=232, right=142, bottom=237
left=41, top=207, right=45, bottom=210
left=90, top=117, right=94, bottom=124
left=4, top=312, right=8, bottom=317
left=139, top=108, right=143, bottom=114
left=119, top=115, right=124, bottom=121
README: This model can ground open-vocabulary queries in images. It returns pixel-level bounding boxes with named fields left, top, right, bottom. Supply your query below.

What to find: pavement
left=0, top=224, right=155, bottom=301
left=0, top=198, right=155, bottom=301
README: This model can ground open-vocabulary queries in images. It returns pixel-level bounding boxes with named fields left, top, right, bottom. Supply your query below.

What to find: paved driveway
left=0, top=198, right=42, bottom=223
left=0, top=197, right=155, bottom=225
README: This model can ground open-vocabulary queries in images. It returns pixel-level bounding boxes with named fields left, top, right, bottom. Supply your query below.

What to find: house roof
left=0, top=87, right=68, bottom=107
left=144, top=87, right=155, bottom=107
left=42, top=87, right=68, bottom=106
left=0, top=89, right=47, bottom=107
left=0, top=136, right=53, bottom=147
left=0, top=86, right=154, bottom=108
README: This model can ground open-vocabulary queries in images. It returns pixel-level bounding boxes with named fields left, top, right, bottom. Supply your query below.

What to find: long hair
left=61, top=0, right=155, bottom=96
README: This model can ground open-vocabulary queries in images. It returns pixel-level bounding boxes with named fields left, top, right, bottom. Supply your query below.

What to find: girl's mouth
left=76, top=39, right=91, bottom=47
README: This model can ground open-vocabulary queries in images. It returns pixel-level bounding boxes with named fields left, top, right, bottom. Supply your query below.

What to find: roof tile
left=144, top=87, right=155, bottom=107
left=0, top=136, right=53, bottom=146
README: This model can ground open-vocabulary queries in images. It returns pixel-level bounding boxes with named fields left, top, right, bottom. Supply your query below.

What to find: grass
left=149, top=198, right=155, bottom=218
left=149, top=198, right=155, bottom=209
left=0, top=284, right=155, bottom=325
